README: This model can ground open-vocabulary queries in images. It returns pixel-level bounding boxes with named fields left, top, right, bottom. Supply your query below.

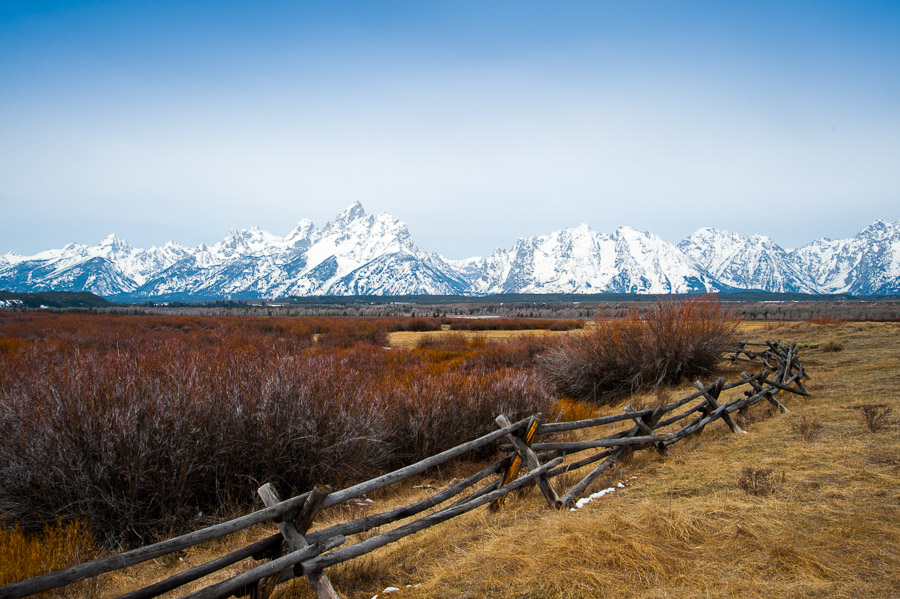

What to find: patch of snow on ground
left=570, top=478, right=633, bottom=511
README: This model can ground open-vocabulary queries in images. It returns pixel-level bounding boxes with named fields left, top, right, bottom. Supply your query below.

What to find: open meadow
left=1, top=309, right=898, bottom=598
left=343, top=320, right=899, bottom=599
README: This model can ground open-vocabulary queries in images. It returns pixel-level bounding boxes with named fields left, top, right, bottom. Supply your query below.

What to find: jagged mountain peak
left=2, top=211, right=897, bottom=299
left=286, top=218, right=315, bottom=238
left=99, top=233, right=127, bottom=246
left=615, top=225, right=646, bottom=236
left=860, top=218, right=898, bottom=238
left=330, top=201, right=367, bottom=225
left=681, top=227, right=820, bottom=294
left=216, top=226, right=282, bottom=256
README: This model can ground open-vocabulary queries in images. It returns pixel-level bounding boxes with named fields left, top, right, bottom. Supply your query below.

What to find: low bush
left=808, top=316, right=843, bottom=325
left=821, top=340, right=844, bottom=352
left=859, top=404, right=892, bottom=432
left=538, top=296, right=738, bottom=404
left=791, top=415, right=824, bottom=441
left=738, top=467, right=785, bottom=496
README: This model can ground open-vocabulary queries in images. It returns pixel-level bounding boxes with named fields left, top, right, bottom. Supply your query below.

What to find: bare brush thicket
left=0, top=314, right=554, bottom=548
left=539, top=296, right=739, bottom=404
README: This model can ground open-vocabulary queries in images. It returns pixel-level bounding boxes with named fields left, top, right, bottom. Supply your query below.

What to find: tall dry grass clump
left=0, top=519, right=98, bottom=593
left=539, top=296, right=738, bottom=404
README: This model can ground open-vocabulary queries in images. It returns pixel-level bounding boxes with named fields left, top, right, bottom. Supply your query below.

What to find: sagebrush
left=539, top=296, right=739, bottom=404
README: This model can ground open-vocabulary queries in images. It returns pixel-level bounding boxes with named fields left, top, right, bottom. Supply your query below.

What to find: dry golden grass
left=0, top=520, right=99, bottom=597
left=37, top=321, right=900, bottom=598
left=306, top=322, right=900, bottom=598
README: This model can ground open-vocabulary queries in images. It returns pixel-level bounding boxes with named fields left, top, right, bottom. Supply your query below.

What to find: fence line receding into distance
left=0, top=340, right=809, bottom=599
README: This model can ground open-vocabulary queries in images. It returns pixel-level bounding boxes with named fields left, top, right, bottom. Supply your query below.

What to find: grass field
left=284, top=321, right=900, bottom=598
left=10, top=320, right=900, bottom=598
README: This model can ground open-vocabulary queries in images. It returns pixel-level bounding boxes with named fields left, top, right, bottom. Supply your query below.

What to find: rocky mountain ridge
left=1, top=204, right=897, bottom=299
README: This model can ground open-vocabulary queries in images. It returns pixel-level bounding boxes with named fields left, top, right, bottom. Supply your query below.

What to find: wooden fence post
left=694, top=379, right=745, bottom=434
left=257, top=484, right=341, bottom=599
left=492, top=414, right=561, bottom=510
left=741, top=372, right=790, bottom=414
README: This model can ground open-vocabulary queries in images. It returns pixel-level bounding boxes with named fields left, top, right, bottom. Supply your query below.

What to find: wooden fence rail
left=0, top=340, right=809, bottom=599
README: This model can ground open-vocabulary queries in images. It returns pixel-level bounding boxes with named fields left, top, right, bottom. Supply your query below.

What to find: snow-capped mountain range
left=1, top=203, right=898, bottom=299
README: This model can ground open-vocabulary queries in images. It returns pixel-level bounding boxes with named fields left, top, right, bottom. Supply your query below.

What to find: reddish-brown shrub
left=463, top=335, right=552, bottom=370
left=808, top=316, right=843, bottom=325
left=538, top=296, right=739, bottom=404
left=0, top=313, right=554, bottom=548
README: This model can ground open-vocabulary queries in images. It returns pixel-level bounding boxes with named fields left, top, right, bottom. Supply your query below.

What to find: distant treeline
left=3, top=290, right=899, bottom=321
left=0, top=290, right=111, bottom=309
left=111, top=298, right=900, bottom=321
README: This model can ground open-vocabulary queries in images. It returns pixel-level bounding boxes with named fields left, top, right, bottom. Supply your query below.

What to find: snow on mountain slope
left=2, top=206, right=897, bottom=298
left=326, top=252, right=467, bottom=295
left=791, top=219, right=900, bottom=295
left=0, top=236, right=141, bottom=295
left=464, top=224, right=719, bottom=294
left=678, top=228, right=818, bottom=293
left=129, top=202, right=466, bottom=298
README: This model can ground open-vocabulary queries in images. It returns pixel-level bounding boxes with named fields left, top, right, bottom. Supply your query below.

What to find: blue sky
left=1, top=0, right=898, bottom=258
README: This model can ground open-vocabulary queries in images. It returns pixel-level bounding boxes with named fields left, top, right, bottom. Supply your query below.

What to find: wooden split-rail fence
left=1, top=340, right=810, bottom=599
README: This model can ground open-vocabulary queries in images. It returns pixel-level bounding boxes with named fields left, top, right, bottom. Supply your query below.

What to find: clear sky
left=1, top=0, right=898, bottom=258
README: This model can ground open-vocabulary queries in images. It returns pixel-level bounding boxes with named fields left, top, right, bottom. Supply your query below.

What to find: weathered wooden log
left=490, top=415, right=538, bottom=510
left=299, top=458, right=563, bottom=573
left=307, top=459, right=506, bottom=543
left=653, top=401, right=707, bottom=429
left=726, top=356, right=768, bottom=365
left=258, top=484, right=340, bottom=599
left=529, top=432, right=674, bottom=452
left=731, top=388, right=772, bottom=411
left=294, top=487, right=330, bottom=533
left=501, top=429, right=633, bottom=456
left=741, top=371, right=789, bottom=413
left=694, top=379, right=744, bottom=434
left=180, top=535, right=345, bottom=599
left=776, top=344, right=794, bottom=386
left=655, top=383, right=722, bottom=416
left=640, top=406, right=668, bottom=455
left=493, top=414, right=561, bottom=509
left=539, top=383, right=717, bottom=437
left=321, top=417, right=528, bottom=510
left=116, top=533, right=283, bottom=599
left=624, top=405, right=654, bottom=435
left=558, top=449, right=625, bottom=507
left=445, top=477, right=504, bottom=510
left=760, top=376, right=810, bottom=397
left=546, top=449, right=614, bottom=479
left=722, top=370, right=767, bottom=390
left=766, top=339, right=787, bottom=358
left=537, top=409, right=655, bottom=434
left=664, top=394, right=749, bottom=445
left=0, top=491, right=314, bottom=599
left=793, top=354, right=811, bottom=381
